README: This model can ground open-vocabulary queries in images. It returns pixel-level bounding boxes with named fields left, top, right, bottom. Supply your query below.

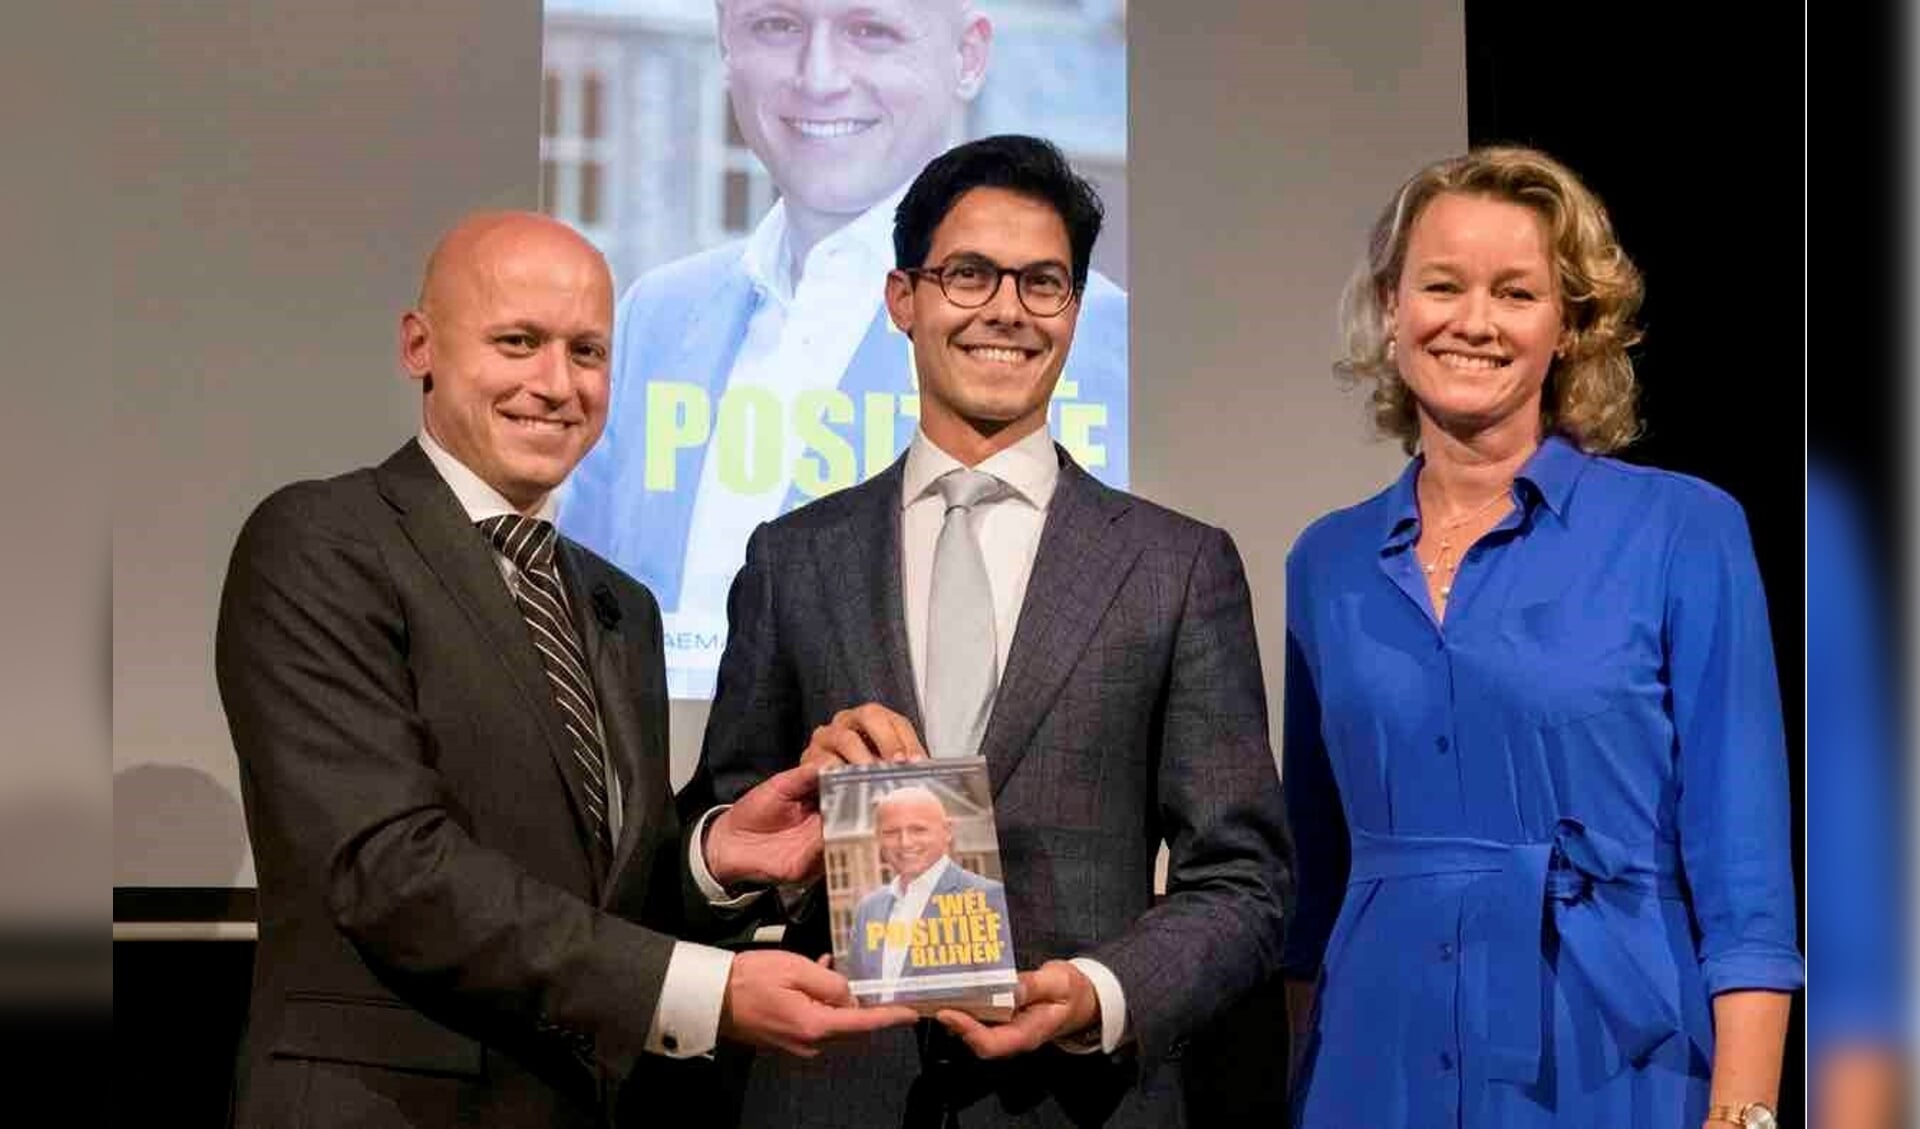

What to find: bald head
left=873, top=785, right=947, bottom=819
left=714, top=0, right=972, bottom=22
left=873, top=785, right=953, bottom=883
left=417, top=210, right=609, bottom=314
left=399, top=211, right=615, bottom=513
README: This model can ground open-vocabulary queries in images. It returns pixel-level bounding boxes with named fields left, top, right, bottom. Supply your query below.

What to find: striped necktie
left=477, top=514, right=612, bottom=861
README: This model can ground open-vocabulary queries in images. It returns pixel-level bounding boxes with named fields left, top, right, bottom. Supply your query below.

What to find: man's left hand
left=934, top=960, right=1101, bottom=1059
left=705, top=762, right=826, bottom=888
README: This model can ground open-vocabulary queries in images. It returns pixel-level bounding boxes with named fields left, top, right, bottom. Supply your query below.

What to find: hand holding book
left=934, top=960, right=1103, bottom=1058
left=719, top=950, right=918, bottom=1057
left=800, top=703, right=929, bottom=768
left=705, top=761, right=830, bottom=887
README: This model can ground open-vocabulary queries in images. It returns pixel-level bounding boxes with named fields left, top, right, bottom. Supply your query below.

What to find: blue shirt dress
left=1282, top=435, right=1803, bottom=1127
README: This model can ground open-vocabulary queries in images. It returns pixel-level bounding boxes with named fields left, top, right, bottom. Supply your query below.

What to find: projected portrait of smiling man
left=557, top=0, right=1131, bottom=701
left=719, top=0, right=990, bottom=255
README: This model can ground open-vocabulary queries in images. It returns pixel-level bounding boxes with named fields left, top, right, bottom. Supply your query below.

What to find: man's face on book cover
left=875, top=790, right=953, bottom=884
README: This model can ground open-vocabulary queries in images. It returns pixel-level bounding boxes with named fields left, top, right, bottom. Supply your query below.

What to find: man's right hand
left=706, top=761, right=827, bottom=888
left=720, top=950, right=918, bottom=1057
left=800, top=703, right=928, bottom=769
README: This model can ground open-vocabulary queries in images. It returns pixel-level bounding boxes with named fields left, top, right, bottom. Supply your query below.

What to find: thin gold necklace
left=1419, top=488, right=1512, bottom=599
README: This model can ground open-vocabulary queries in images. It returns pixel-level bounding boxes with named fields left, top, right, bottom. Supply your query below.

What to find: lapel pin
left=591, top=584, right=622, bottom=630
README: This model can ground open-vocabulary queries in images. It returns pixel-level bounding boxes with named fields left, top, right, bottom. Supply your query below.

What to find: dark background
left=1466, top=0, right=1812, bottom=1119
left=118, top=3, right=1836, bottom=1125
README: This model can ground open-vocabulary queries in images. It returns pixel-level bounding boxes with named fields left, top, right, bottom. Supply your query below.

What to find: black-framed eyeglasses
left=900, top=254, right=1079, bottom=317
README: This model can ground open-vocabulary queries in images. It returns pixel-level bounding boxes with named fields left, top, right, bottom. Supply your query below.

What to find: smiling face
left=884, top=186, right=1077, bottom=460
left=717, top=0, right=988, bottom=223
left=399, top=213, right=613, bottom=513
left=875, top=789, right=952, bottom=884
left=1387, top=192, right=1565, bottom=444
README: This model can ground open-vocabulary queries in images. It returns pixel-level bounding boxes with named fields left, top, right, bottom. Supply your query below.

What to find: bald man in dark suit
left=217, top=212, right=913, bottom=1128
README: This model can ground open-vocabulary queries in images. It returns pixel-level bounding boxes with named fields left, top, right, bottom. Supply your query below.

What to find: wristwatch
left=1705, top=1103, right=1777, bottom=1129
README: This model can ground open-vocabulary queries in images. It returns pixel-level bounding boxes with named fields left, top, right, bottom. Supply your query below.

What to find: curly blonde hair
left=1335, top=146, right=1645, bottom=454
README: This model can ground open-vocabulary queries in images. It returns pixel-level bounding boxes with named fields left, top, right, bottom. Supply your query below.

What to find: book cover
left=818, top=757, right=1018, bottom=1021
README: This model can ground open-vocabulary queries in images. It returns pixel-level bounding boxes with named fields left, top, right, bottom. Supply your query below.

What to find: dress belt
left=1346, top=818, right=1700, bottom=1083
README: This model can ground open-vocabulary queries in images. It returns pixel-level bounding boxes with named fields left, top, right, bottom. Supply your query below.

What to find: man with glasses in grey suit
left=687, top=135, right=1292, bottom=1127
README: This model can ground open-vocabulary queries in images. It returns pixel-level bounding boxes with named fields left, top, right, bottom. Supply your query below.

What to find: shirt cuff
left=688, top=805, right=766, bottom=910
left=1059, top=957, right=1130, bottom=1055
left=644, top=942, right=733, bottom=1059
left=1700, top=948, right=1805, bottom=998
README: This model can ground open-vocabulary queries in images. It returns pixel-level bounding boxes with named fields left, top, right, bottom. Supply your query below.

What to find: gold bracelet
left=1705, top=1103, right=1777, bottom=1129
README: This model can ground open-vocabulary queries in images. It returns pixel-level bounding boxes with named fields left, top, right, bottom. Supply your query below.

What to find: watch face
left=1742, top=1106, right=1778, bottom=1129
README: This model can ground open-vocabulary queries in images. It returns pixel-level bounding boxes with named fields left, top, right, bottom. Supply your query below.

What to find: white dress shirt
left=418, top=429, right=730, bottom=1061
left=670, top=188, right=907, bottom=697
left=899, top=426, right=1132, bottom=1055
left=879, top=855, right=953, bottom=991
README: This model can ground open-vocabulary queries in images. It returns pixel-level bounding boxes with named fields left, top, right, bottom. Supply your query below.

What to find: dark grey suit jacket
left=217, top=441, right=723, bottom=1128
left=694, top=446, right=1294, bottom=1127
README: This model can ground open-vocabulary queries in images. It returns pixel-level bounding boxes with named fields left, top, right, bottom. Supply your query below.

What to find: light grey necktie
left=924, top=468, right=1003, bottom=759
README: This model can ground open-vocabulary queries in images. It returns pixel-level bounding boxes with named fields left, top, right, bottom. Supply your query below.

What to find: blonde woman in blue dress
left=1280, top=148, right=1800, bottom=1129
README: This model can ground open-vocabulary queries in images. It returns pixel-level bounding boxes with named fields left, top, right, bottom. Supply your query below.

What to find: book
left=818, top=756, right=1018, bottom=1021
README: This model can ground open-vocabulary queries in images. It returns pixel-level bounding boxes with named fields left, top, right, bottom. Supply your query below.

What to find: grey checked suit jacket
left=692, top=445, right=1294, bottom=1127
left=218, top=441, right=730, bottom=1128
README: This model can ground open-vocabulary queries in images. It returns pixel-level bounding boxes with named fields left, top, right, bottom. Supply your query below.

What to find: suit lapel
left=555, top=545, right=663, bottom=900
left=931, top=862, right=967, bottom=900
left=644, top=264, right=760, bottom=608
left=842, top=306, right=913, bottom=398
left=777, top=309, right=913, bottom=514
left=813, top=458, right=923, bottom=731
left=981, top=452, right=1139, bottom=796
left=377, top=443, right=603, bottom=880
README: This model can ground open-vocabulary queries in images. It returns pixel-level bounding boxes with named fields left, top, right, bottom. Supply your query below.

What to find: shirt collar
left=1379, top=456, right=1424, bottom=552
left=901, top=424, right=1061, bottom=512
left=1377, top=432, right=1587, bottom=552
left=894, top=854, right=952, bottom=900
left=1514, top=432, right=1584, bottom=519
left=417, top=429, right=557, bottom=525
left=742, top=186, right=907, bottom=305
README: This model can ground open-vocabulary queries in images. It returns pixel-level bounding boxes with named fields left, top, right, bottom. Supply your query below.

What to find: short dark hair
left=893, top=134, right=1105, bottom=291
